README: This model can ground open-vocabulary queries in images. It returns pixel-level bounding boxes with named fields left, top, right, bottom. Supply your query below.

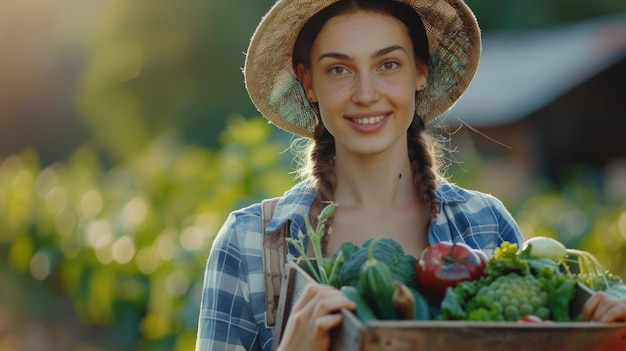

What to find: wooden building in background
left=446, top=13, right=626, bottom=202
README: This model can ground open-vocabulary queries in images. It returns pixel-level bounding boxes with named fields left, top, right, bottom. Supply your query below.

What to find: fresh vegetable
left=340, top=285, right=378, bottom=322
left=474, top=249, right=489, bottom=271
left=390, top=282, right=431, bottom=321
left=337, top=237, right=418, bottom=289
left=285, top=206, right=427, bottom=321
left=517, top=315, right=553, bottom=323
left=409, top=286, right=431, bottom=321
left=441, top=241, right=578, bottom=322
left=359, top=237, right=398, bottom=320
left=521, top=236, right=623, bottom=293
left=286, top=203, right=337, bottom=284
left=392, top=281, right=416, bottom=320
left=522, top=236, right=568, bottom=263
left=469, top=272, right=551, bottom=321
left=324, top=242, right=359, bottom=288
left=483, top=241, right=536, bottom=277
left=416, top=241, right=487, bottom=296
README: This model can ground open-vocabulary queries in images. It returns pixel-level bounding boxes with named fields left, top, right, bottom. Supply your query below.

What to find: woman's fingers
left=296, top=284, right=354, bottom=314
left=291, top=284, right=354, bottom=330
left=582, top=291, right=626, bottom=322
left=277, top=283, right=355, bottom=351
left=314, top=313, right=344, bottom=331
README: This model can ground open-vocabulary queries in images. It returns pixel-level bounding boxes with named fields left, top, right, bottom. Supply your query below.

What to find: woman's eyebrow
left=317, top=45, right=407, bottom=63
left=317, top=52, right=351, bottom=62
left=374, top=45, right=406, bottom=58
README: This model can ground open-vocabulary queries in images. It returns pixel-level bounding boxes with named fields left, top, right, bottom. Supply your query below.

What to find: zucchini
left=359, top=238, right=397, bottom=320
left=339, top=285, right=377, bottom=322
left=409, top=287, right=431, bottom=320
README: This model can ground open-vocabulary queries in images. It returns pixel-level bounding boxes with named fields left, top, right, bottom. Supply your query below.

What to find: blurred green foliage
left=0, top=116, right=295, bottom=350
left=75, top=0, right=276, bottom=162
left=515, top=181, right=626, bottom=280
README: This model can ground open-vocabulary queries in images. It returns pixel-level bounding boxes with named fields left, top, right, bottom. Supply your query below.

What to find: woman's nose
left=352, top=73, right=380, bottom=105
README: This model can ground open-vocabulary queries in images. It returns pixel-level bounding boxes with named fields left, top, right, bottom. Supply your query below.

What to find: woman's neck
left=333, top=149, right=417, bottom=210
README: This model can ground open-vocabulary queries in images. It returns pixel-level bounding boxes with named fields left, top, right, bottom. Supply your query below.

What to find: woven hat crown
left=244, top=0, right=481, bottom=138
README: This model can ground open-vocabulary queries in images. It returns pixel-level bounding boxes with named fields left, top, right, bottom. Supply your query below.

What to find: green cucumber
left=359, top=238, right=397, bottom=320
left=339, top=285, right=377, bottom=322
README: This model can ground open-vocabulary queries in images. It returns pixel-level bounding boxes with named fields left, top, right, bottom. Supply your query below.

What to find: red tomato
left=416, top=242, right=486, bottom=295
left=517, top=315, right=553, bottom=323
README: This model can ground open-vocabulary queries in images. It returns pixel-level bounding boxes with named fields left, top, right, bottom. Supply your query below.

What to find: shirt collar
left=265, top=179, right=316, bottom=235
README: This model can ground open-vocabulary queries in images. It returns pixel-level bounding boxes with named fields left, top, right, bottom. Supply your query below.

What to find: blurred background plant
left=0, top=0, right=625, bottom=350
left=0, top=116, right=295, bottom=350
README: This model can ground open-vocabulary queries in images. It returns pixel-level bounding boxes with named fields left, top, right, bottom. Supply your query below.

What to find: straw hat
left=244, top=0, right=481, bottom=138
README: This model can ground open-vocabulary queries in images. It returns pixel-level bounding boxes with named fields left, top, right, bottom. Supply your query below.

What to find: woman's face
left=299, top=9, right=428, bottom=157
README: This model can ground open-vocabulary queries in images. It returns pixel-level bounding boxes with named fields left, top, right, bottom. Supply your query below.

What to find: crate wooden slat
left=272, top=259, right=626, bottom=351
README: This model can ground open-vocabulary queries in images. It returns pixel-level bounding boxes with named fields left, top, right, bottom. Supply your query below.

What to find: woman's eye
left=380, top=61, right=399, bottom=71
left=328, top=66, right=348, bottom=75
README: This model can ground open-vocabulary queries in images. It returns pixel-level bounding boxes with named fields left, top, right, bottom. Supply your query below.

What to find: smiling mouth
left=351, top=115, right=386, bottom=125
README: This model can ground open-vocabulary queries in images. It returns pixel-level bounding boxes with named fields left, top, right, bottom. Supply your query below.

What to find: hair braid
left=408, top=115, right=441, bottom=220
left=308, top=122, right=337, bottom=255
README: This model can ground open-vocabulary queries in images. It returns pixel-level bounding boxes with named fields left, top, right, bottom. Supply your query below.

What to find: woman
left=195, top=1, right=626, bottom=350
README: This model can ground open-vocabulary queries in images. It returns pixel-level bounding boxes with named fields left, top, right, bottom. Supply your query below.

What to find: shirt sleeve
left=464, top=193, right=525, bottom=255
left=491, top=197, right=525, bottom=246
left=195, top=213, right=261, bottom=351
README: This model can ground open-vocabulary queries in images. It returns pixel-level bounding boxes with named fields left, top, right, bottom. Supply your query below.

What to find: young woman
left=195, top=1, right=626, bottom=350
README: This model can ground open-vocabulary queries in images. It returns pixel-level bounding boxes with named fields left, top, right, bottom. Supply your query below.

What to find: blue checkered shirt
left=194, top=179, right=523, bottom=350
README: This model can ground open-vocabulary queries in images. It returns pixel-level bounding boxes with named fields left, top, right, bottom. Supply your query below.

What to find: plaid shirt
left=194, top=179, right=523, bottom=351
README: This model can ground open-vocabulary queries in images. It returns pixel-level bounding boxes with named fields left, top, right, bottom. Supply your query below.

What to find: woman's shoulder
left=209, top=203, right=263, bottom=258
left=432, top=181, right=524, bottom=249
left=221, top=179, right=315, bottom=236
left=434, top=181, right=518, bottom=229
left=436, top=181, right=504, bottom=207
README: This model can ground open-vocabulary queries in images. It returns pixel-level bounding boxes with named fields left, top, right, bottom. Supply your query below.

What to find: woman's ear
left=296, top=64, right=317, bottom=102
left=416, top=62, right=429, bottom=92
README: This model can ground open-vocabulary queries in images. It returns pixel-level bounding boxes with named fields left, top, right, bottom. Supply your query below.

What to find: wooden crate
left=272, top=259, right=626, bottom=351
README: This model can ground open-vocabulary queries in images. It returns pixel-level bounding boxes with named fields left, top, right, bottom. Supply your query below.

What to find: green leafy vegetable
left=441, top=241, right=578, bottom=322
left=336, top=237, right=418, bottom=289
left=325, top=242, right=359, bottom=288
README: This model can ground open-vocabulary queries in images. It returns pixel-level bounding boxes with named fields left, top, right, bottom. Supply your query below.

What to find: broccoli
left=467, top=273, right=551, bottom=321
left=334, top=237, right=417, bottom=289
left=324, top=241, right=359, bottom=288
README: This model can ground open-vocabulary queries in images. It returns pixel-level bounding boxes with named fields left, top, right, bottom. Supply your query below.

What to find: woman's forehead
left=312, top=10, right=412, bottom=57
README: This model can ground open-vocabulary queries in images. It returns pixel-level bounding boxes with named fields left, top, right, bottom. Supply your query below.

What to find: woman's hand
left=582, top=291, right=626, bottom=323
left=277, top=283, right=355, bottom=351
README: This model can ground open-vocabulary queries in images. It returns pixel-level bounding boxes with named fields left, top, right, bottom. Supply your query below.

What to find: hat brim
left=244, top=0, right=481, bottom=138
